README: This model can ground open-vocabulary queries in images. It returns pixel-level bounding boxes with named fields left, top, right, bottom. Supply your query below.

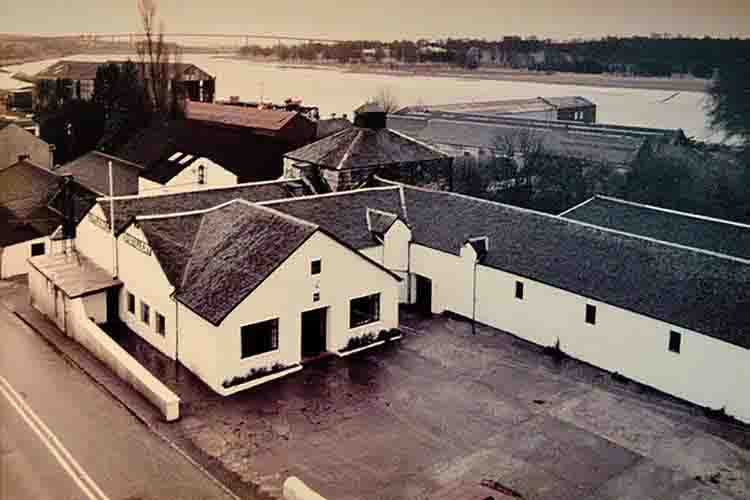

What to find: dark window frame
left=350, top=293, right=381, bottom=328
left=240, top=318, right=279, bottom=358
left=30, top=242, right=46, bottom=256
left=311, top=259, right=321, bottom=275
left=156, top=312, right=166, bottom=336
left=141, top=301, right=150, bottom=325
left=669, top=331, right=681, bottom=354
left=515, top=281, right=524, bottom=300
left=127, top=292, right=135, bottom=314
left=585, top=304, right=597, bottom=325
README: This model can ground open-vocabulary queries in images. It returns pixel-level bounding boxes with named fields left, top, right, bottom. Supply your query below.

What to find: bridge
left=49, top=33, right=355, bottom=49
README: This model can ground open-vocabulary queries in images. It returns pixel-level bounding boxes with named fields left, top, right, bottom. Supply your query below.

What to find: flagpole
left=109, top=160, right=118, bottom=278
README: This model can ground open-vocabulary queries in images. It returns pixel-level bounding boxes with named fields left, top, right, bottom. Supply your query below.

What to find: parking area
left=139, top=308, right=749, bottom=500
left=4, top=272, right=748, bottom=500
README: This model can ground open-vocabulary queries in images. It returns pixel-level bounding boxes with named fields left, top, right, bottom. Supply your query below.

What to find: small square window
left=313, top=291, right=320, bottom=302
left=669, top=331, right=681, bottom=353
left=141, top=301, right=150, bottom=325
left=156, top=312, right=166, bottom=336
left=585, top=304, right=596, bottom=325
left=311, top=259, right=321, bottom=275
left=127, top=293, right=135, bottom=314
left=515, top=281, right=524, bottom=300
left=31, top=242, right=45, bottom=256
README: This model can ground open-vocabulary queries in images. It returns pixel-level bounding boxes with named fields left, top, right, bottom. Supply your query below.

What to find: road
left=0, top=279, right=239, bottom=500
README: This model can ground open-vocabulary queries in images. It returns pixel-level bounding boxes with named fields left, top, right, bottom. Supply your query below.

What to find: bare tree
left=371, top=86, right=400, bottom=113
left=493, top=128, right=545, bottom=186
left=137, top=0, right=182, bottom=117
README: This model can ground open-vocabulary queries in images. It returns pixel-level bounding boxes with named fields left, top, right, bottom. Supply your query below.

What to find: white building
left=28, top=179, right=750, bottom=422
left=137, top=153, right=239, bottom=194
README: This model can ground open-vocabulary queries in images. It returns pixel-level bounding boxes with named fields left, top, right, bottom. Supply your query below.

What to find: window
left=241, top=319, right=279, bottom=358
left=197, top=165, right=205, bottom=184
left=313, top=291, right=320, bottom=302
left=585, top=304, right=597, bottom=325
left=141, top=301, right=150, bottom=325
left=669, top=331, right=681, bottom=353
left=156, top=313, right=166, bottom=336
left=127, top=293, right=135, bottom=314
left=31, top=242, right=45, bottom=256
left=311, top=259, right=321, bottom=275
left=350, top=293, right=380, bottom=328
left=515, top=281, right=524, bottom=300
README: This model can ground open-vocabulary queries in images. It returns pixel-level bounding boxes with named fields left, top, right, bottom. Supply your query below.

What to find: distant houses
left=0, top=121, right=53, bottom=171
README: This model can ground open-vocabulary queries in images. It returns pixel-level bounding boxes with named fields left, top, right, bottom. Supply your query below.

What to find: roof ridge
left=180, top=211, right=208, bottom=290
left=400, top=184, right=750, bottom=264
left=135, top=198, right=255, bottom=221
left=92, top=150, right=146, bottom=170
left=259, top=185, right=400, bottom=205
left=336, top=128, right=364, bottom=170
left=595, top=195, right=750, bottom=229
left=97, top=177, right=305, bottom=202
left=557, top=196, right=597, bottom=217
left=285, top=126, right=357, bottom=162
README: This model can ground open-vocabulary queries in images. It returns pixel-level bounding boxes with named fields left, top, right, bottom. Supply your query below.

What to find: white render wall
left=409, top=242, right=750, bottom=423
left=116, top=224, right=177, bottom=359
left=178, top=230, right=400, bottom=392
left=75, top=204, right=116, bottom=275
left=137, top=158, right=238, bottom=194
left=0, top=236, right=50, bottom=278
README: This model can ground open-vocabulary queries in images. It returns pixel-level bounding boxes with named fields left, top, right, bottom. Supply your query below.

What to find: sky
left=2, top=0, right=749, bottom=41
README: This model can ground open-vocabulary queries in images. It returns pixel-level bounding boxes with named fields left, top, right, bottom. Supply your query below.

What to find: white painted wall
left=116, top=224, right=177, bottom=359
left=137, top=158, right=238, bottom=194
left=178, top=230, right=400, bottom=392
left=75, top=204, right=115, bottom=275
left=0, top=236, right=50, bottom=278
left=408, top=242, right=750, bottom=423
left=82, top=292, right=107, bottom=324
left=382, top=220, right=412, bottom=302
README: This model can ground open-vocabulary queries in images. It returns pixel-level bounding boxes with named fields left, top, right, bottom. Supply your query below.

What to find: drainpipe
left=472, top=258, right=477, bottom=336
left=172, top=289, right=180, bottom=366
left=108, top=161, right=118, bottom=279
left=406, top=240, right=412, bottom=304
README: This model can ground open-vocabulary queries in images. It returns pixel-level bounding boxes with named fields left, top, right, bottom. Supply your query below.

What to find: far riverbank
left=219, top=56, right=709, bottom=93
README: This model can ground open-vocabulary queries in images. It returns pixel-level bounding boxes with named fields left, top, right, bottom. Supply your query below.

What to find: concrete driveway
left=134, top=308, right=749, bottom=500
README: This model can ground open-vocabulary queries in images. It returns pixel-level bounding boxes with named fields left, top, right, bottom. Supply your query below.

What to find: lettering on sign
left=122, top=233, right=152, bottom=256
left=88, top=213, right=110, bottom=231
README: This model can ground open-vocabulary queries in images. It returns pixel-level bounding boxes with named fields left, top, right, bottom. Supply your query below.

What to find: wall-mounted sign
left=88, top=213, right=110, bottom=231
left=122, top=233, right=152, bottom=256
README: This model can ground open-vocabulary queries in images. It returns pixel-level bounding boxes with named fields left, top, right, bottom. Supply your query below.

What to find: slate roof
left=267, top=185, right=750, bottom=349
left=316, top=117, right=353, bottom=140
left=186, top=101, right=303, bottom=131
left=114, top=119, right=289, bottom=182
left=284, top=126, right=447, bottom=170
left=387, top=114, right=646, bottom=165
left=98, top=180, right=310, bottom=234
left=28, top=252, right=122, bottom=298
left=560, top=195, right=750, bottom=260
left=263, top=187, right=406, bottom=249
left=56, top=151, right=142, bottom=196
left=0, top=160, right=97, bottom=246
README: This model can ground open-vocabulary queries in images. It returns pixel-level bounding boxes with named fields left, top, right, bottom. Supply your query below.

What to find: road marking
left=0, top=375, right=111, bottom=500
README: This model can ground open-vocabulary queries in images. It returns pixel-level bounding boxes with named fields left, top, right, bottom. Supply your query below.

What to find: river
left=1, top=53, right=722, bottom=142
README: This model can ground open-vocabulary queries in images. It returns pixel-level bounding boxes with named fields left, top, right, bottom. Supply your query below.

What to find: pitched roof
left=34, top=60, right=212, bottom=81
left=138, top=201, right=316, bottom=325
left=267, top=185, right=750, bottom=349
left=98, top=179, right=310, bottom=234
left=27, top=252, right=122, bottom=298
left=139, top=151, right=200, bottom=184
left=0, top=160, right=97, bottom=245
left=186, top=101, right=302, bottom=131
left=399, top=96, right=595, bottom=116
left=316, top=117, right=353, bottom=140
left=284, top=126, right=447, bottom=170
left=263, top=187, right=405, bottom=249
left=560, top=195, right=750, bottom=260
left=114, top=119, right=288, bottom=182
left=56, top=151, right=142, bottom=196
left=387, top=114, right=645, bottom=165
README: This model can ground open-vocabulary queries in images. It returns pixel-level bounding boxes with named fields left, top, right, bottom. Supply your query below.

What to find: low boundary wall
left=67, top=298, right=180, bottom=421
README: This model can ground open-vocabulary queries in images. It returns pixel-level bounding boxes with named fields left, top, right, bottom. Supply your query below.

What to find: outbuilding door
left=415, top=275, right=432, bottom=315
left=301, top=307, right=327, bottom=357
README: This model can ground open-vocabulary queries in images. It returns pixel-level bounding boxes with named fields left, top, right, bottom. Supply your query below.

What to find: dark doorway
left=415, top=275, right=432, bottom=315
left=301, top=307, right=327, bottom=357
left=106, top=287, right=121, bottom=324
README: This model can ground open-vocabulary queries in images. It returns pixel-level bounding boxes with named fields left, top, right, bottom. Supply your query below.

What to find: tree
left=94, top=61, right=152, bottom=153
left=136, top=0, right=183, bottom=118
left=707, top=60, right=750, bottom=146
left=371, top=86, right=400, bottom=113
left=39, top=99, right=105, bottom=164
